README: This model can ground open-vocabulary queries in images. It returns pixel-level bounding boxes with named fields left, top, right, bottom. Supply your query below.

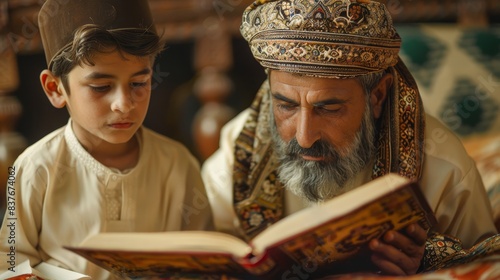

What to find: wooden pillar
left=191, top=16, right=236, bottom=161
left=458, top=0, right=488, bottom=27
left=0, top=0, right=28, bottom=217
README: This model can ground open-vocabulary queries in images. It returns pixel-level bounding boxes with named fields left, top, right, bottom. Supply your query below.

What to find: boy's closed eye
left=89, top=85, right=111, bottom=93
left=88, top=80, right=149, bottom=93
left=131, top=81, right=148, bottom=88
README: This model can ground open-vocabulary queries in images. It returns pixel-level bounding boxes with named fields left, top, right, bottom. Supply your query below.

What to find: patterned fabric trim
left=233, top=81, right=285, bottom=240
left=372, top=59, right=425, bottom=180
left=421, top=233, right=500, bottom=272
left=249, top=31, right=401, bottom=78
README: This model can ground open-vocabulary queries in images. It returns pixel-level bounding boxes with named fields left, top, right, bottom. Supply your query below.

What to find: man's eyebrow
left=272, top=92, right=347, bottom=106
left=84, top=68, right=151, bottom=80
left=272, top=93, right=298, bottom=104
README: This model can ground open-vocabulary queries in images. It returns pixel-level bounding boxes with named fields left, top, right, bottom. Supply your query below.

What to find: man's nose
left=295, top=109, right=321, bottom=148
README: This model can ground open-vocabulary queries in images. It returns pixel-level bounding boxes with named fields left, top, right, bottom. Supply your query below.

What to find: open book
left=65, top=173, right=437, bottom=279
left=0, top=260, right=90, bottom=280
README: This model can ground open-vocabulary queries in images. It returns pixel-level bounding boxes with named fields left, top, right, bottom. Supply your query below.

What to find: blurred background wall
left=0, top=0, right=499, bottom=170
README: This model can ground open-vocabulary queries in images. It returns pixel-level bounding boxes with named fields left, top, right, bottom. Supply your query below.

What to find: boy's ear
left=40, top=69, right=66, bottom=108
left=370, top=73, right=393, bottom=119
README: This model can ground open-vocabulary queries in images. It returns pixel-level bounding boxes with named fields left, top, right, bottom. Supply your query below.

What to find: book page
left=251, top=174, right=414, bottom=255
left=69, top=231, right=252, bottom=258
left=65, top=231, right=256, bottom=278
left=34, top=263, right=90, bottom=280
left=0, top=260, right=33, bottom=279
left=0, top=261, right=89, bottom=280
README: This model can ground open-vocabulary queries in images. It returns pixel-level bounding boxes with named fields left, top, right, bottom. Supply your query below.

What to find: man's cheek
left=277, top=125, right=294, bottom=143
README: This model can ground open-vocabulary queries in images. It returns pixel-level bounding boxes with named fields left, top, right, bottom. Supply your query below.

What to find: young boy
left=0, top=0, right=213, bottom=279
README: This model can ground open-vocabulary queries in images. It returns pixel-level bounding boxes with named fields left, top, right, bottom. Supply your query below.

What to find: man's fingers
left=370, top=238, right=412, bottom=269
left=371, top=253, right=406, bottom=275
left=368, top=224, right=428, bottom=275
left=383, top=230, right=422, bottom=257
left=405, top=223, right=428, bottom=246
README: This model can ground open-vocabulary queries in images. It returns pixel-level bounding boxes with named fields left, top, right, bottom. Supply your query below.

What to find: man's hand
left=368, top=223, right=427, bottom=275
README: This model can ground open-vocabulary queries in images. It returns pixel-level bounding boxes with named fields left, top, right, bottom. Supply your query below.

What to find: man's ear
left=40, top=69, right=66, bottom=108
left=370, top=73, right=393, bottom=119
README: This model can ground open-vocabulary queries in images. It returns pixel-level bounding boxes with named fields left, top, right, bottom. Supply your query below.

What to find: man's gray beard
left=271, top=100, right=376, bottom=203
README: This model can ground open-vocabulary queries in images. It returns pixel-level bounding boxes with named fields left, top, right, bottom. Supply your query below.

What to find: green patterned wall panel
left=398, top=24, right=500, bottom=139
left=397, top=26, right=447, bottom=90
left=459, top=29, right=500, bottom=79
left=439, top=78, right=499, bottom=136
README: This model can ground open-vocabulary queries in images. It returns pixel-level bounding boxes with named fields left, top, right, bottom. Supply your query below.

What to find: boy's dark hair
left=51, top=24, right=164, bottom=93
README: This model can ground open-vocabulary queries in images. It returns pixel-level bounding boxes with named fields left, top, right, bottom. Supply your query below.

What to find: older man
left=202, top=0, right=497, bottom=276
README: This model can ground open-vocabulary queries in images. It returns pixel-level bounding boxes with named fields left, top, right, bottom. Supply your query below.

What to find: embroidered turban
left=240, top=0, right=401, bottom=78
left=38, top=0, right=156, bottom=70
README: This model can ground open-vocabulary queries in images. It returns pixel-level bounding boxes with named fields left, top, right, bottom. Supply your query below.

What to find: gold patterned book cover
left=65, top=173, right=437, bottom=279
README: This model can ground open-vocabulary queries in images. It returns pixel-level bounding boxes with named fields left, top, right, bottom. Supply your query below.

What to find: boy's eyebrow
left=272, top=92, right=347, bottom=106
left=84, top=68, right=152, bottom=80
left=132, top=68, right=152, bottom=77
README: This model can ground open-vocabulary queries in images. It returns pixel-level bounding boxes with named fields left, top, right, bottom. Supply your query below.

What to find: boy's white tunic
left=0, top=121, right=213, bottom=279
left=202, top=110, right=497, bottom=249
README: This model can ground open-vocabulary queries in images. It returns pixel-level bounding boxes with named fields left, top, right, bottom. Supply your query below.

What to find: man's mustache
left=285, top=139, right=337, bottom=159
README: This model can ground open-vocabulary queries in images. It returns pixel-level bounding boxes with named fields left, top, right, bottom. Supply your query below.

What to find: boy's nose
left=111, top=89, right=134, bottom=113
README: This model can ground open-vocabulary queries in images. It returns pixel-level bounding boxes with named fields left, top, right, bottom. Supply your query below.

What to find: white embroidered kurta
left=0, top=122, right=213, bottom=279
left=202, top=110, right=497, bottom=249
